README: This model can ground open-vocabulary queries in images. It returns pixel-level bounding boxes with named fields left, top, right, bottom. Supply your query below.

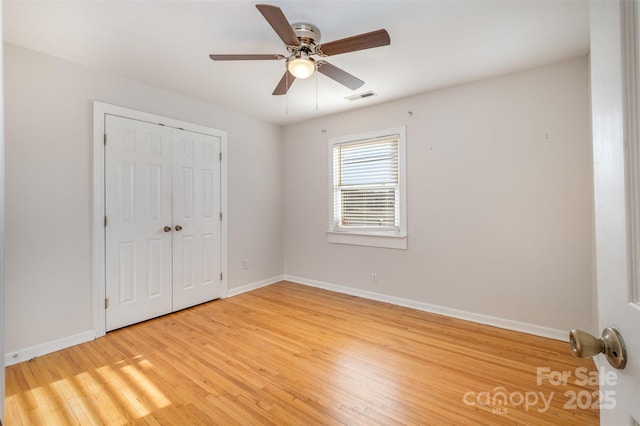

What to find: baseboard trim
left=283, top=275, right=568, bottom=342
left=226, top=274, right=283, bottom=298
left=5, top=329, right=96, bottom=366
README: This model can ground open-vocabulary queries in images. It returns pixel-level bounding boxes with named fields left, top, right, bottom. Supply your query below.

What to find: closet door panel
left=172, top=129, right=221, bottom=310
left=105, top=115, right=173, bottom=331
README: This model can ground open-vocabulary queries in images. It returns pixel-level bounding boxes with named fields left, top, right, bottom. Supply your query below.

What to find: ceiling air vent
left=345, top=91, right=377, bottom=101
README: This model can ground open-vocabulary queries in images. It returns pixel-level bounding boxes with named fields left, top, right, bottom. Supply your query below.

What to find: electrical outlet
left=371, top=273, right=378, bottom=284
left=242, top=259, right=249, bottom=270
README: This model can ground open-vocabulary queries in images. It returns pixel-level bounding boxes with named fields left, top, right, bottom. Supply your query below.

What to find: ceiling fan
left=209, top=4, right=391, bottom=96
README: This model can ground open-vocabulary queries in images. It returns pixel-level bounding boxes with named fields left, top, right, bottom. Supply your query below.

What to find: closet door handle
left=163, top=226, right=172, bottom=232
left=175, top=225, right=183, bottom=231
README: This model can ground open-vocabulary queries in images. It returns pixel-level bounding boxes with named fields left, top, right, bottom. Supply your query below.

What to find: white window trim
left=327, top=126, right=407, bottom=249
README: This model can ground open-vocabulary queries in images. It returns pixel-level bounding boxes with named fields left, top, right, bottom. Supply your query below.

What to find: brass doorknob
left=163, top=226, right=172, bottom=232
left=570, top=327, right=627, bottom=369
left=175, top=225, right=183, bottom=231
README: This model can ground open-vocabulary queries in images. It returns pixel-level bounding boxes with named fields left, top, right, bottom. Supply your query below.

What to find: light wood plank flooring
left=6, top=281, right=598, bottom=425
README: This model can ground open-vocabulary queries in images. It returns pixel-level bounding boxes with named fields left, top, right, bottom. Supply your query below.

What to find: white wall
left=3, top=43, right=284, bottom=355
left=0, top=8, right=6, bottom=421
left=283, top=56, right=594, bottom=336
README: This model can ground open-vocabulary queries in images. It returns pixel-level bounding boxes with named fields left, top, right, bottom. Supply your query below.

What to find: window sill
left=327, top=231, right=407, bottom=250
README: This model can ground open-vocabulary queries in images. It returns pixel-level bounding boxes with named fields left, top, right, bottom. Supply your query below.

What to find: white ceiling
left=3, top=1, right=590, bottom=126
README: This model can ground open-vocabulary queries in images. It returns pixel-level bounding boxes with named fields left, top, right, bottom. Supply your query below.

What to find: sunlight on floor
left=121, top=364, right=171, bottom=408
left=6, top=356, right=172, bottom=424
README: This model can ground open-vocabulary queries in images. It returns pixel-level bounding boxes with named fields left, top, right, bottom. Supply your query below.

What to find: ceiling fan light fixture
left=287, top=54, right=316, bottom=79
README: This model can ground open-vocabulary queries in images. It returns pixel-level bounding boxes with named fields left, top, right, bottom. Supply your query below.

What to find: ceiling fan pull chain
left=315, top=72, right=319, bottom=111
left=285, top=71, right=289, bottom=115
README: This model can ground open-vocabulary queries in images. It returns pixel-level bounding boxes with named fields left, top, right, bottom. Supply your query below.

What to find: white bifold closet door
left=105, top=115, right=221, bottom=332
left=171, top=126, right=221, bottom=311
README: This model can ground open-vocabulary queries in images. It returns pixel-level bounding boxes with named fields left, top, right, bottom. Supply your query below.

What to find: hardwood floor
left=5, top=281, right=598, bottom=425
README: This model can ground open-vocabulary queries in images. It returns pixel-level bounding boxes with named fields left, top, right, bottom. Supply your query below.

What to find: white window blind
left=333, top=136, right=400, bottom=231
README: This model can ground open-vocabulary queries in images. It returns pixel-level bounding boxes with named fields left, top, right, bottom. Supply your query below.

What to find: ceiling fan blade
left=256, top=4, right=300, bottom=47
left=273, top=71, right=296, bottom=95
left=209, top=54, right=285, bottom=61
left=316, top=29, right=390, bottom=57
left=317, top=61, right=364, bottom=90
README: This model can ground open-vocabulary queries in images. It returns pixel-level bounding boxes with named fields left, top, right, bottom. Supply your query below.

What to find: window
left=328, top=127, right=406, bottom=249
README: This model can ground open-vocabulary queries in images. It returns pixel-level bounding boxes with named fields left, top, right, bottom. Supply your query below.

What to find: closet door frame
left=92, top=101, right=228, bottom=338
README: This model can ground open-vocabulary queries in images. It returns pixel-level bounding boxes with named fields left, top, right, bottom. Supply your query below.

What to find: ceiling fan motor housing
left=291, top=22, right=321, bottom=48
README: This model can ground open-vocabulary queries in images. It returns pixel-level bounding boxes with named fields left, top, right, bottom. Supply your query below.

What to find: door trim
left=92, top=101, right=228, bottom=337
left=623, top=0, right=640, bottom=306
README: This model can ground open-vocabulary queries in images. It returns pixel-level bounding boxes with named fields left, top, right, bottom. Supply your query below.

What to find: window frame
left=327, top=126, right=407, bottom=249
